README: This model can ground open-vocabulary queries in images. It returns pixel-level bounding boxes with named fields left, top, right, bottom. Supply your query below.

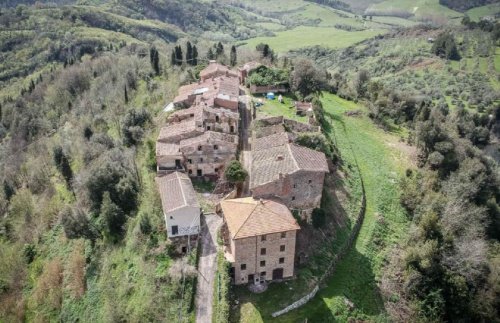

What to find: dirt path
left=195, top=213, right=222, bottom=323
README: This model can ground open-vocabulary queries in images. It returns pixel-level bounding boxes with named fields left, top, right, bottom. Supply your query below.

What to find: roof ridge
left=233, top=203, right=259, bottom=238
left=287, top=143, right=300, bottom=171
left=176, top=172, right=188, bottom=207
left=261, top=202, right=298, bottom=227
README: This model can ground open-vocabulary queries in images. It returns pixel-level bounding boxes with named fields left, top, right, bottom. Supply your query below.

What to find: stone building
left=180, top=131, right=238, bottom=178
left=200, top=60, right=239, bottom=81
left=156, top=62, right=241, bottom=179
left=156, top=172, right=201, bottom=240
left=219, top=197, right=300, bottom=285
left=238, top=61, right=262, bottom=84
left=250, top=143, right=329, bottom=211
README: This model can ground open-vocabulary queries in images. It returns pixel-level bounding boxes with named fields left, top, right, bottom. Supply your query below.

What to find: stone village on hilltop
left=155, top=61, right=329, bottom=286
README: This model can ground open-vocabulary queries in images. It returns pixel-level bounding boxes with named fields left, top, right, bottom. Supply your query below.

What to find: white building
left=156, top=172, right=201, bottom=238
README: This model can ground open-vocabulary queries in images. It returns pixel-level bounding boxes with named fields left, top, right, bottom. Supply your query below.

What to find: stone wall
left=283, top=118, right=320, bottom=133
left=271, top=176, right=367, bottom=317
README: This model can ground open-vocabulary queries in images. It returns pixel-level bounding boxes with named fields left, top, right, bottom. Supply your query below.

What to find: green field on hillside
left=466, top=3, right=500, bottom=21
left=241, top=26, right=385, bottom=52
left=367, top=0, right=463, bottom=20
left=232, top=94, right=411, bottom=322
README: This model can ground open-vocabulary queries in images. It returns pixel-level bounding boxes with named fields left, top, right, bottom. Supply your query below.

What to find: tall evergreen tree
left=171, top=50, right=176, bottom=66
left=53, top=146, right=73, bottom=189
left=207, top=47, right=215, bottom=60
left=186, top=41, right=193, bottom=65
left=149, top=46, right=160, bottom=75
left=174, top=45, right=183, bottom=66
left=216, top=42, right=224, bottom=57
left=192, top=45, right=198, bottom=66
left=230, top=45, right=237, bottom=66
left=124, top=85, right=128, bottom=104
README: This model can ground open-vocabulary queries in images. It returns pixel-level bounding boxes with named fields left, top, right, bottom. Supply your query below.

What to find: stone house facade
left=250, top=143, right=329, bottom=212
left=219, top=198, right=300, bottom=285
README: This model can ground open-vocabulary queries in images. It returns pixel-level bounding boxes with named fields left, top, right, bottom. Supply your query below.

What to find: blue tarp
left=266, top=92, right=275, bottom=100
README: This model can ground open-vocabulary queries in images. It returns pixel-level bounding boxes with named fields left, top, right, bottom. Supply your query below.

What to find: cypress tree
left=124, top=85, right=128, bottom=104
left=230, top=45, right=237, bottom=66
left=149, top=46, right=160, bottom=75
left=192, top=45, right=198, bottom=66
left=53, top=146, right=73, bottom=188
left=186, top=41, right=193, bottom=65
left=207, top=47, right=215, bottom=60
left=171, top=50, right=176, bottom=66
left=175, top=45, right=183, bottom=66
left=216, top=42, right=224, bottom=57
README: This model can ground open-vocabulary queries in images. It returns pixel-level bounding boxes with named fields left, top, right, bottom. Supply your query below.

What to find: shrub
left=312, top=208, right=326, bottom=228
left=224, top=160, right=247, bottom=184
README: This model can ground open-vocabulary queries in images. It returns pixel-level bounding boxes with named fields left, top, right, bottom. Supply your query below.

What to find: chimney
left=276, top=155, right=284, bottom=161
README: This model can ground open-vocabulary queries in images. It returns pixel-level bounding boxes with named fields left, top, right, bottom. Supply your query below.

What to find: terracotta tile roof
left=251, top=143, right=328, bottom=189
left=253, top=132, right=291, bottom=151
left=220, top=197, right=300, bottom=239
left=157, top=119, right=202, bottom=143
left=156, top=142, right=180, bottom=156
left=173, top=76, right=239, bottom=106
left=156, top=172, right=200, bottom=213
left=168, top=104, right=203, bottom=123
left=200, top=61, right=238, bottom=81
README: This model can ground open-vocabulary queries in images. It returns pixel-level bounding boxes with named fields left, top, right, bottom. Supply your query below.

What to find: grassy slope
left=274, top=94, right=411, bottom=322
left=234, top=94, right=412, bottom=322
left=368, top=0, right=463, bottom=19
left=466, top=3, right=500, bottom=21
left=241, top=26, right=384, bottom=53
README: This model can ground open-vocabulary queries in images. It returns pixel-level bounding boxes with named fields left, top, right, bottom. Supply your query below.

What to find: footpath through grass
left=274, top=94, right=411, bottom=322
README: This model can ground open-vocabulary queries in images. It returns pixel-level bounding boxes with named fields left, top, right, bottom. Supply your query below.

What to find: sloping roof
left=251, top=143, right=328, bottom=188
left=157, top=119, right=200, bottom=143
left=201, top=61, right=238, bottom=81
left=253, top=132, right=291, bottom=151
left=220, top=197, right=300, bottom=239
left=168, top=104, right=203, bottom=123
left=179, top=131, right=238, bottom=148
left=156, top=172, right=199, bottom=213
left=156, top=142, right=180, bottom=156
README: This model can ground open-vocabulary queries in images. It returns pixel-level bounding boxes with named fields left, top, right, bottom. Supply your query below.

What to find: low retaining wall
left=272, top=286, right=320, bottom=317
left=271, top=178, right=366, bottom=318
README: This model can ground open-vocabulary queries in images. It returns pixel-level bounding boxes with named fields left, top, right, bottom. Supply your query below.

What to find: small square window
left=200, top=158, right=203, bottom=162
left=188, top=169, right=193, bottom=175
left=198, top=145, right=202, bottom=151
left=281, top=232, right=286, bottom=238
left=261, top=235, right=266, bottom=241
left=214, top=145, right=218, bottom=150
left=260, top=248, right=266, bottom=255
left=215, top=168, right=218, bottom=173
left=308, top=179, right=312, bottom=184
left=293, top=184, right=297, bottom=188
left=261, top=271, right=266, bottom=277
left=241, top=264, right=246, bottom=270
left=279, top=257, right=285, bottom=264
left=280, top=245, right=285, bottom=252
left=260, top=260, right=265, bottom=267
left=170, top=216, right=173, bottom=219
left=188, top=159, right=192, bottom=164
left=292, top=196, right=295, bottom=201
left=207, top=126, right=211, bottom=131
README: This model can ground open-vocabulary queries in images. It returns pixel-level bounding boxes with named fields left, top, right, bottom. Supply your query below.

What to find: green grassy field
left=232, top=94, right=412, bottom=322
left=241, top=26, right=385, bottom=53
left=466, top=3, right=500, bottom=21
left=254, top=94, right=309, bottom=123
left=368, top=0, right=463, bottom=20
